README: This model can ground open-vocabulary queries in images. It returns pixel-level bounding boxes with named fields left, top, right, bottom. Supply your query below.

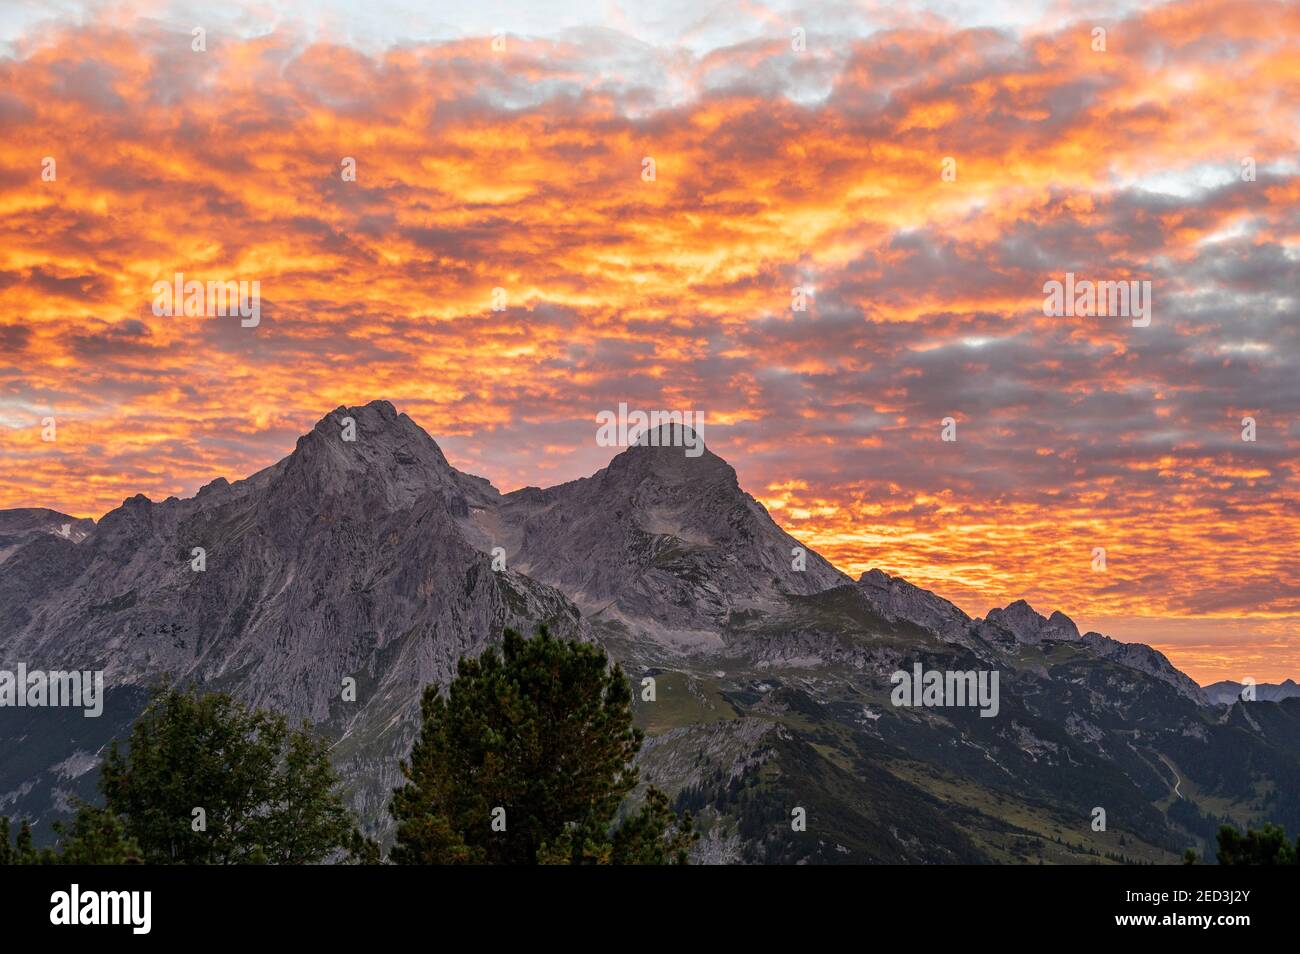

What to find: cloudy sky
left=0, top=0, right=1296, bottom=682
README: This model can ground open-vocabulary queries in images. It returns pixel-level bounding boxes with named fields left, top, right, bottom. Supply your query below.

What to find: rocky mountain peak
left=195, top=477, right=231, bottom=499
left=604, top=424, right=731, bottom=486
left=978, top=599, right=1080, bottom=645
left=493, top=425, right=844, bottom=639
left=1045, top=610, right=1081, bottom=639
left=855, top=568, right=972, bottom=642
left=280, top=400, right=498, bottom=514
left=296, top=400, right=450, bottom=468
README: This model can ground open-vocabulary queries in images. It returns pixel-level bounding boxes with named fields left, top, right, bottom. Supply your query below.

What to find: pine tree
left=390, top=625, right=695, bottom=864
left=610, top=788, right=697, bottom=864
left=0, top=817, right=40, bottom=864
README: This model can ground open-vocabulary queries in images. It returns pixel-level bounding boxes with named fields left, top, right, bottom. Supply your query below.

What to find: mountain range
left=2, top=400, right=1297, bottom=863
left=1204, top=679, right=1300, bottom=706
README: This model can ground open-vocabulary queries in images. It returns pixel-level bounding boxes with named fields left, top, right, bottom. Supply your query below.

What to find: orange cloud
left=0, top=0, right=1296, bottom=683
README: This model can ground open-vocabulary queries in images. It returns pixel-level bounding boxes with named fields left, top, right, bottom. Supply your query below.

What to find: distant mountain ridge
left=0, top=508, right=95, bottom=566
left=2, top=399, right=1297, bottom=863
left=1204, top=679, right=1300, bottom=705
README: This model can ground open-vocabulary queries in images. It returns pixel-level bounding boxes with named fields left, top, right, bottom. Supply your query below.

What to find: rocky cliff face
left=855, top=568, right=971, bottom=643
left=487, top=429, right=847, bottom=652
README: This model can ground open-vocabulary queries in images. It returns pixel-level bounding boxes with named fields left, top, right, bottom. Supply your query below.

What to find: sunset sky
left=0, top=0, right=1296, bottom=683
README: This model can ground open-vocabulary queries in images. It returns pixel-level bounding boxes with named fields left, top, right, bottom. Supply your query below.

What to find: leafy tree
left=1216, top=822, right=1299, bottom=865
left=391, top=625, right=695, bottom=864
left=100, top=686, right=359, bottom=864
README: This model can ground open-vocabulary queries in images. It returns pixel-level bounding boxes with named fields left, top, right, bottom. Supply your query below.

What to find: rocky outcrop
left=974, top=599, right=1081, bottom=646
left=855, top=568, right=971, bottom=642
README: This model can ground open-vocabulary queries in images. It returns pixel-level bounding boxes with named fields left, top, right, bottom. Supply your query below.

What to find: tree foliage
left=51, top=804, right=144, bottom=864
left=0, top=817, right=38, bottom=865
left=1, top=805, right=141, bottom=865
left=391, top=625, right=695, bottom=864
left=96, top=686, right=361, bottom=864
left=1216, top=822, right=1299, bottom=865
